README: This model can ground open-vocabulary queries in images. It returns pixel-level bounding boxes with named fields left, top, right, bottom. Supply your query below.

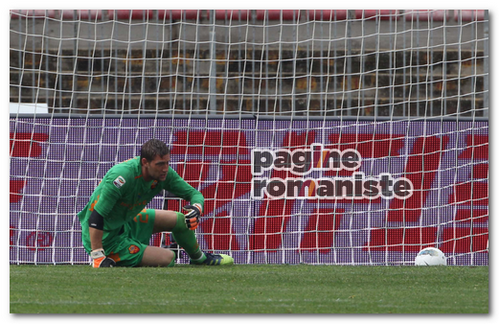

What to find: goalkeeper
left=77, top=139, right=233, bottom=268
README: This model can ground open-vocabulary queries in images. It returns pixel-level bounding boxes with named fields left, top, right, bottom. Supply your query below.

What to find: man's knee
left=152, top=210, right=179, bottom=233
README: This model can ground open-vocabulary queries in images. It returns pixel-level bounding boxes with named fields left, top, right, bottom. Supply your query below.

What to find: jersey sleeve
left=93, top=169, right=127, bottom=218
left=162, top=167, right=204, bottom=212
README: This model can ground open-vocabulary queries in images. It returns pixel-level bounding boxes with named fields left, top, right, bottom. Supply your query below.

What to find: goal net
left=9, top=10, right=489, bottom=265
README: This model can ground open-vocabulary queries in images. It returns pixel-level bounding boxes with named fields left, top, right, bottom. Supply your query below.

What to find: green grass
left=10, top=264, right=488, bottom=314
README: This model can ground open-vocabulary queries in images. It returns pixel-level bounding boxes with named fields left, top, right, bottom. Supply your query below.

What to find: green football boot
left=191, top=252, right=234, bottom=265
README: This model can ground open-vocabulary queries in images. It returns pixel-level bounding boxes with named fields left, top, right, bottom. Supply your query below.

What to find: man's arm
left=89, top=209, right=105, bottom=250
left=163, top=167, right=205, bottom=229
left=86, top=167, right=127, bottom=267
left=164, top=167, right=204, bottom=209
left=89, top=228, right=104, bottom=250
left=88, top=209, right=116, bottom=267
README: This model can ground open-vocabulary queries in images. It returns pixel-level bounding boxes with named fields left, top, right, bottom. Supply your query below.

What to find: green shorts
left=105, top=209, right=156, bottom=267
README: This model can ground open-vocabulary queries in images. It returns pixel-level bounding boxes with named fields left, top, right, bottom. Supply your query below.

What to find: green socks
left=167, top=257, right=175, bottom=267
left=171, top=212, right=206, bottom=262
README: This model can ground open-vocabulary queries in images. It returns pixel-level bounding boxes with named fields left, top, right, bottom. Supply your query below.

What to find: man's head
left=140, top=139, right=171, bottom=181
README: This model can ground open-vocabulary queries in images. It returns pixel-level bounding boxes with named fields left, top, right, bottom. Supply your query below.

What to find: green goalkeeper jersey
left=77, top=156, right=204, bottom=251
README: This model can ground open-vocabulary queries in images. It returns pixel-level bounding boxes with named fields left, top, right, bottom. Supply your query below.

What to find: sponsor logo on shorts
left=113, top=176, right=126, bottom=188
left=128, top=245, right=140, bottom=254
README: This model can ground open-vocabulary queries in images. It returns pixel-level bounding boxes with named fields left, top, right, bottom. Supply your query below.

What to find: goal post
left=9, top=10, right=489, bottom=265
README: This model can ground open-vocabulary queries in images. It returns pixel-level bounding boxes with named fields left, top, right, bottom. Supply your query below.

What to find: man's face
left=142, top=153, right=170, bottom=181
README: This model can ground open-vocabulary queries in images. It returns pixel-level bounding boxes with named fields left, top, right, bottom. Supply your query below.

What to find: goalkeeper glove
left=90, top=248, right=116, bottom=268
left=183, top=204, right=202, bottom=230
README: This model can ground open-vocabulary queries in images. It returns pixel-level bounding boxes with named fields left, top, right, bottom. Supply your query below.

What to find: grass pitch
left=10, top=264, right=488, bottom=314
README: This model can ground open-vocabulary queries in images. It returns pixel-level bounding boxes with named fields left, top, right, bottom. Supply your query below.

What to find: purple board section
left=10, top=117, right=489, bottom=265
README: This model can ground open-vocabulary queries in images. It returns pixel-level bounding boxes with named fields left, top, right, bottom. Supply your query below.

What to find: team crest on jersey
left=113, top=176, right=126, bottom=188
left=128, top=245, right=140, bottom=254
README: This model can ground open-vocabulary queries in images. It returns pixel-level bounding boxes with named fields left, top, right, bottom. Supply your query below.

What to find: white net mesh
left=10, top=10, right=488, bottom=265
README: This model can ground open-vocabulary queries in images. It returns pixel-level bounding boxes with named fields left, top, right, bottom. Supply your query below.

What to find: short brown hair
left=140, top=139, right=170, bottom=163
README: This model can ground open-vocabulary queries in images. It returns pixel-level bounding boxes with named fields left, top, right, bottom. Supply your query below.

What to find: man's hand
left=183, top=204, right=202, bottom=230
left=90, top=248, right=116, bottom=268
